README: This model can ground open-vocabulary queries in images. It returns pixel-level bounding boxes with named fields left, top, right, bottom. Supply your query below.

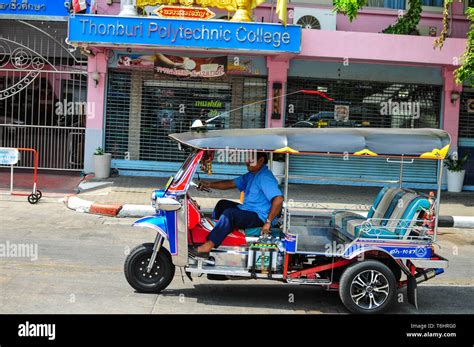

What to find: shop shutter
left=104, top=70, right=132, bottom=160
left=459, top=89, right=474, bottom=186
left=460, top=89, right=474, bottom=140
left=105, top=69, right=267, bottom=174
left=289, top=155, right=438, bottom=186
left=286, top=78, right=441, bottom=129
left=285, top=77, right=442, bottom=186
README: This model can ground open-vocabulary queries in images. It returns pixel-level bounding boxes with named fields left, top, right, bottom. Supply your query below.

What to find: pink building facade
left=77, top=0, right=472, bottom=189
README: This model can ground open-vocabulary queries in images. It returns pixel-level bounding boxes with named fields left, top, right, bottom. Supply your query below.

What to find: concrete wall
left=297, top=29, right=467, bottom=65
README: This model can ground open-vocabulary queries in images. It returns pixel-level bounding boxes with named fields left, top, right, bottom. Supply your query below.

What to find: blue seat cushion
left=332, top=211, right=366, bottom=229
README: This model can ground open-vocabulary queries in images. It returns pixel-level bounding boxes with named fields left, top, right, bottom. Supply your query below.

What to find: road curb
left=117, top=204, right=155, bottom=218
left=452, top=216, right=474, bottom=228
left=65, top=195, right=93, bottom=213
left=65, top=195, right=154, bottom=218
left=65, top=194, right=474, bottom=227
left=89, top=202, right=122, bottom=216
left=438, top=215, right=474, bottom=228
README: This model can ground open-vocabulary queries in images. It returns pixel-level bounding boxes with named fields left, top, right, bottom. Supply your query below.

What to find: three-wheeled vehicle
left=124, top=127, right=450, bottom=314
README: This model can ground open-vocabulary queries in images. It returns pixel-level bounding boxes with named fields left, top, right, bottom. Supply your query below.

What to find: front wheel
left=124, top=243, right=175, bottom=293
left=339, top=260, right=396, bottom=314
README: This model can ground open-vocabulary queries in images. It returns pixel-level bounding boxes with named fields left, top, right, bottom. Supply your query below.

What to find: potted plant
left=270, top=153, right=286, bottom=185
left=444, top=152, right=469, bottom=193
left=93, top=147, right=112, bottom=179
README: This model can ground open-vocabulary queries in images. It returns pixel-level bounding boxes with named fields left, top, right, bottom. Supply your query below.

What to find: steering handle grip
left=191, top=181, right=211, bottom=192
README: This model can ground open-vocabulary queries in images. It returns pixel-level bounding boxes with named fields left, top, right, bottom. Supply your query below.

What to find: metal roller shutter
left=289, top=155, right=437, bottom=186
left=286, top=77, right=441, bottom=186
left=459, top=89, right=474, bottom=186
left=460, top=89, right=474, bottom=139
left=286, top=78, right=441, bottom=128
left=105, top=69, right=267, bottom=173
left=104, top=70, right=132, bottom=161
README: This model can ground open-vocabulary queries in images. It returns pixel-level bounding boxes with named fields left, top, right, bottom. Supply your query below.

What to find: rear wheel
left=124, top=243, right=175, bottom=293
left=339, top=260, right=396, bottom=314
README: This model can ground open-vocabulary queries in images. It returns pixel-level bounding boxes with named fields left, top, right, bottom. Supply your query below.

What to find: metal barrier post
left=10, top=164, right=14, bottom=194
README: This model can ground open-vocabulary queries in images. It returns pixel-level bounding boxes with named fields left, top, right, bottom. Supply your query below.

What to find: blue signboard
left=68, top=14, right=301, bottom=54
left=0, top=0, right=93, bottom=21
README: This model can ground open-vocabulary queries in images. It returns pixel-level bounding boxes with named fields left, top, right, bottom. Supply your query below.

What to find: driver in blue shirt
left=189, top=152, right=284, bottom=260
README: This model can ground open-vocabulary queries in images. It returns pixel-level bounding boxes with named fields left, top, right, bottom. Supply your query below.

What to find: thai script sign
left=153, top=5, right=215, bottom=20
left=0, top=0, right=94, bottom=20
left=68, top=14, right=301, bottom=54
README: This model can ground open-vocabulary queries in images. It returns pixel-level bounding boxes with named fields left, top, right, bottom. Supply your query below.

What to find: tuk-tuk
left=124, top=127, right=450, bottom=314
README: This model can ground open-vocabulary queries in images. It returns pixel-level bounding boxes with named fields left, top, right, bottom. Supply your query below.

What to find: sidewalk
left=0, top=169, right=83, bottom=198
left=65, top=175, right=474, bottom=226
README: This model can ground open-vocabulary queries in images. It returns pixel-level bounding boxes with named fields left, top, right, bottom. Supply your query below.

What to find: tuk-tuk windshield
left=172, top=150, right=199, bottom=184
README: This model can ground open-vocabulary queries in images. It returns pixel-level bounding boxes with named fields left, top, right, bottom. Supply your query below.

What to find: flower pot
left=271, top=161, right=285, bottom=185
left=446, top=169, right=465, bottom=193
left=94, top=153, right=112, bottom=179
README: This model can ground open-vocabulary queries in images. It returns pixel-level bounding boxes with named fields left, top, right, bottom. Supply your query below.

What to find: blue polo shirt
left=233, top=165, right=283, bottom=224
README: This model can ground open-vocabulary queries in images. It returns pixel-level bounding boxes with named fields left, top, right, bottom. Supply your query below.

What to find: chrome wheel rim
left=350, top=270, right=390, bottom=310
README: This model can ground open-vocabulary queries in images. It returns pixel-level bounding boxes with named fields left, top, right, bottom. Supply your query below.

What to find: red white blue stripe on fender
left=133, top=211, right=178, bottom=255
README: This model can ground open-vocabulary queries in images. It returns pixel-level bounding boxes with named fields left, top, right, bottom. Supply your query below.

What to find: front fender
left=133, top=215, right=168, bottom=239
left=133, top=212, right=178, bottom=255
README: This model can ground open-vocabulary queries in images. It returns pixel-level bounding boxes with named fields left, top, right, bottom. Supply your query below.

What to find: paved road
left=0, top=196, right=473, bottom=314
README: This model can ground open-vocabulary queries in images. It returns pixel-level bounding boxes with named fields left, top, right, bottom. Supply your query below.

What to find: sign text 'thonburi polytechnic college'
left=68, top=14, right=301, bottom=54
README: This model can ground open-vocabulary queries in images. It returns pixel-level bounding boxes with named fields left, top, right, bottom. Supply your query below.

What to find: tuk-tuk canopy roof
left=169, top=128, right=451, bottom=159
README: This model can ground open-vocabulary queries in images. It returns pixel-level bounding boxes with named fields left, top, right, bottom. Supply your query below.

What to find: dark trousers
left=207, top=199, right=263, bottom=247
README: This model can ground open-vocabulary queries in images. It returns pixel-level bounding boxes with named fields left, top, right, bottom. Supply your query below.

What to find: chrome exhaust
left=414, top=268, right=444, bottom=284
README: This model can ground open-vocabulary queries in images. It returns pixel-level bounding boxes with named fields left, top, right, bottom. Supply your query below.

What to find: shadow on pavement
left=156, top=283, right=474, bottom=314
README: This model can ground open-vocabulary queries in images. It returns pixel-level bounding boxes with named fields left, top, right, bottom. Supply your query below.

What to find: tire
left=124, top=243, right=175, bottom=293
left=35, top=190, right=42, bottom=200
left=387, top=263, right=402, bottom=283
left=339, top=260, right=396, bottom=314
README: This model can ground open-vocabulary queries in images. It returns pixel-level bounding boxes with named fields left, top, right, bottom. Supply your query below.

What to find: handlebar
left=190, top=180, right=212, bottom=193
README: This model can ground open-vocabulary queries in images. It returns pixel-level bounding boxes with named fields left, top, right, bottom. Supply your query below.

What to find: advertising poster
left=227, top=58, right=261, bottom=75
left=116, top=53, right=227, bottom=78
left=334, top=104, right=350, bottom=121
